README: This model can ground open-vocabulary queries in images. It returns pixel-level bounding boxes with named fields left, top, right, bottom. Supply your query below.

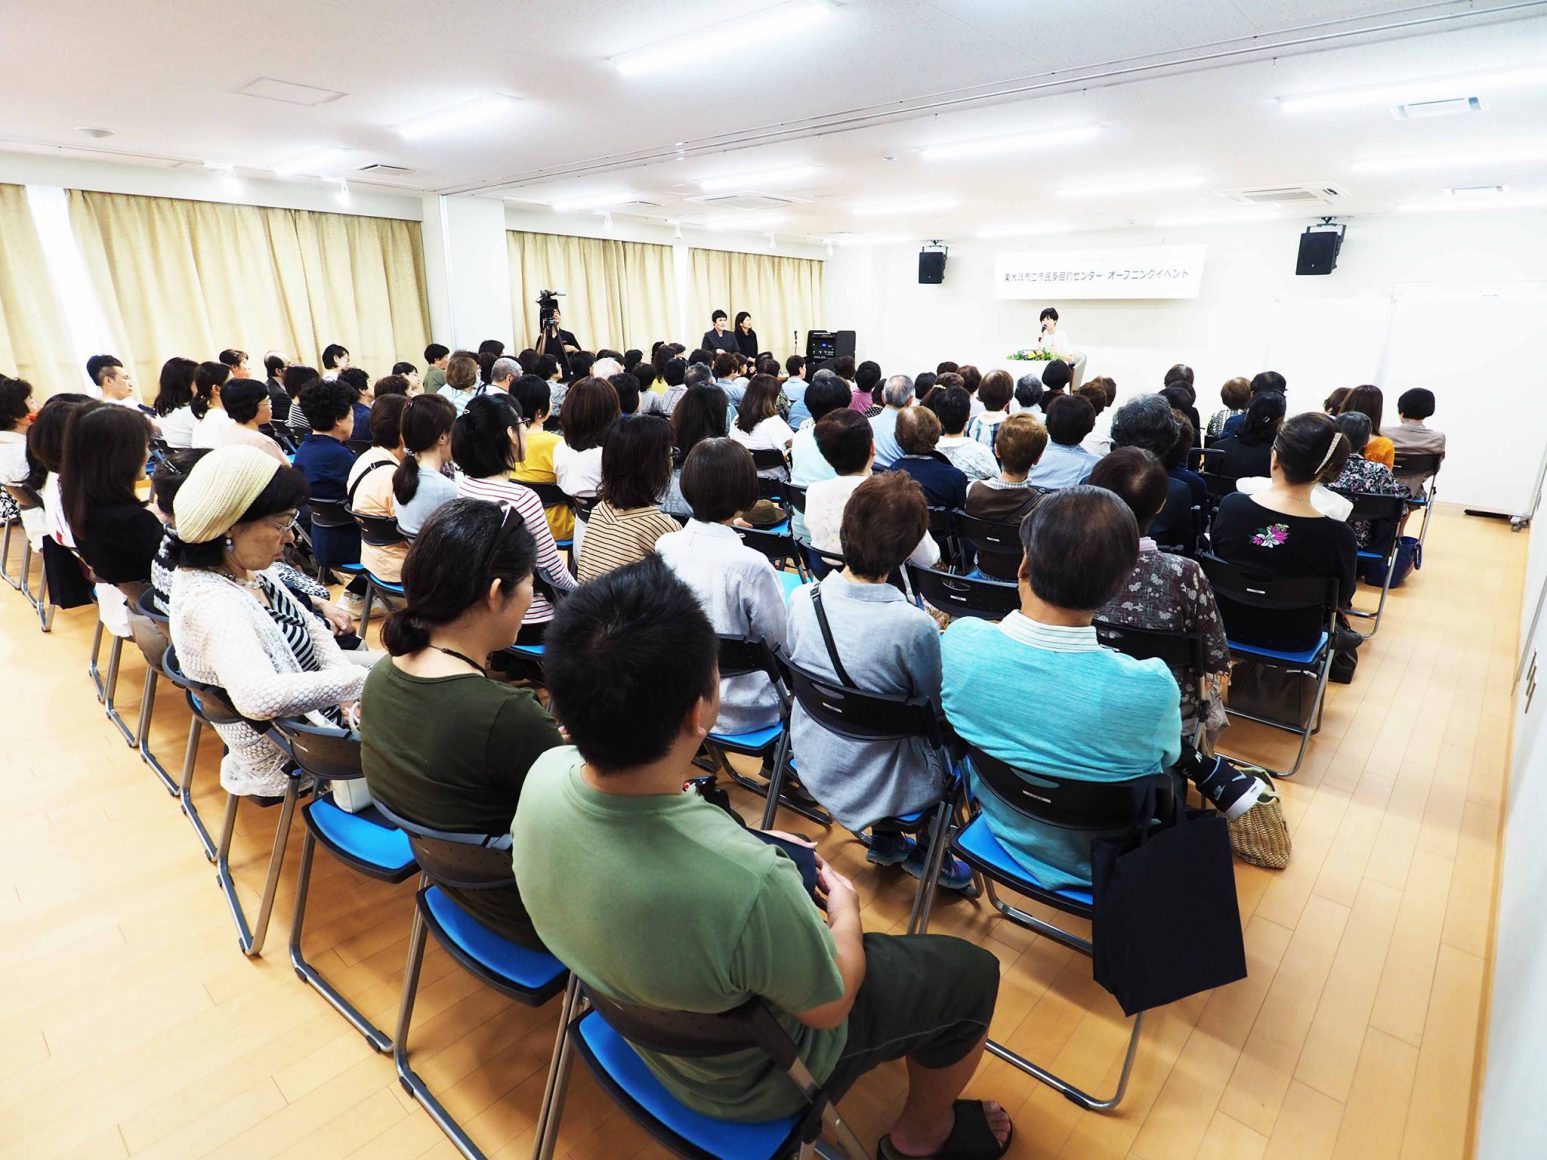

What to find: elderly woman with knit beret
left=168, top=445, right=367, bottom=798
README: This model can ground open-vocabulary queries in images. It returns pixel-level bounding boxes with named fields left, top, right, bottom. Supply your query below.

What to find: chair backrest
left=136, top=586, right=169, bottom=625
left=927, top=506, right=956, bottom=539
left=2, top=482, right=43, bottom=512
left=966, top=743, right=1171, bottom=833
left=786, top=483, right=807, bottom=513
left=717, top=633, right=785, bottom=687
left=906, top=564, right=1019, bottom=620
left=1200, top=472, right=1237, bottom=501
left=570, top=493, right=601, bottom=522
left=1188, top=446, right=1223, bottom=472
left=307, top=497, right=356, bottom=531
left=954, top=513, right=1022, bottom=559
left=404, top=831, right=516, bottom=889
left=802, top=542, right=846, bottom=580
left=125, top=603, right=171, bottom=672
left=350, top=508, right=406, bottom=548
left=272, top=718, right=363, bottom=781
left=162, top=646, right=269, bottom=731
left=786, top=656, right=944, bottom=747
left=1392, top=450, right=1442, bottom=478
left=526, top=480, right=569, bottom=511
left=1195, top=553, right=1338, bottom=621
left=749, top=448, right=789, bottom=474
left=344, top=438, right=372, bottom=456
left=1093, top=620, right=1207, bottom=676
left=733, top=524, right=799, bottom=566
left=579, top=983, right=795, bottom=1065
left=1343, top=492, right=1409, bottom=522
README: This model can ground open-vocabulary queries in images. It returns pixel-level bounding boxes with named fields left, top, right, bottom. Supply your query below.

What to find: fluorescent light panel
left=1056, top=174, right=1206, bottom=199
left=1280, top=65, right=1547, bottom=114
left=1398, top=191, right=1547, bottom=212
left=611, top=1, right=834, bottom=77
left=975, top=222, right=1071, bottom=238
left=698, top=165, right=815, bottom=192
left=851, top=197, right=958, bottom=217
left=398, top=96, right=516, bottom=140
left=271, top=147, right=350, bottom=177
left=921, top=125, right=1100, bottom=162
left=549, top=192, right=636, bottom=213
left=1352, top=143, right=1547, bottom=173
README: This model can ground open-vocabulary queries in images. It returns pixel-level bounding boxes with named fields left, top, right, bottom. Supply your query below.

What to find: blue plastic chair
left=1341, top=492, right=1411, bottom=639
left=916, top=744, right=1179, bottom=1112
left=379, top=809, right=574, bottom=1160
left=540, top=984, right=867, bottom=1160
left=1392, top=450, right=1442, bottom=553
left=735, top=523, right=809, bottom=580
left=350, top=508, right=409, bottom=626
left=490, top=642, right=546, bottom=687
left=277, top=719, right=416, bottom=1051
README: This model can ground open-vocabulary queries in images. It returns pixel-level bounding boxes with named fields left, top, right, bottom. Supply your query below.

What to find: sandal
left=877, top=1100, right=1013, bottom=1160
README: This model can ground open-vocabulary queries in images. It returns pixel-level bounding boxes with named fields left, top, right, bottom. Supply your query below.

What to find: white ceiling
left=5, top=0, right=1547, bottom=240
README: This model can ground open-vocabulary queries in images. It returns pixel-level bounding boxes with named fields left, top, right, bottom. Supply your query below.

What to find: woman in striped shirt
left=576, top=415, right=679, bottom=584
left=452, top=393, right=577, bottom=643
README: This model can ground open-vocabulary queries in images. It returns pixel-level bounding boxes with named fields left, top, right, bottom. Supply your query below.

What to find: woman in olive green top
left=360, top=497, right=563, bottom=949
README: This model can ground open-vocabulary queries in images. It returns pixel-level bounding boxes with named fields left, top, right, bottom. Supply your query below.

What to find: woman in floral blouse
left=1329, top=411, right=1409, bottom=548
left=1089, top=448, right=1231, bottom=737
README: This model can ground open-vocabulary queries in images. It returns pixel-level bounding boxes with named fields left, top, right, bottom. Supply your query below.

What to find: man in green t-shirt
left=511, top=557, right=1013, bottom=1158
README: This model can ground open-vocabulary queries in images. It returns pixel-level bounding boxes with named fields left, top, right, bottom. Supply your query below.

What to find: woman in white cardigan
left=169, top=445, right=367, bottom=798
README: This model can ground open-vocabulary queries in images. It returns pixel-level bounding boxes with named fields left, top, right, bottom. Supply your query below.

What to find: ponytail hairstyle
left=1239, top=391, right=1287, bottom=447
left=381, top=497, right=538, bottom=656
left=22, top=393, right=92, bottom=490
left=392, top=393, right=457, bottom=506
left=191, top=361, right=230, bottom=420
left=1273, top=411, right=1350, bottom=485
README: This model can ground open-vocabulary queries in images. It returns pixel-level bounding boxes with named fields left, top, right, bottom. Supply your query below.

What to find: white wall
left=825, top=209, right=1547, bottom=512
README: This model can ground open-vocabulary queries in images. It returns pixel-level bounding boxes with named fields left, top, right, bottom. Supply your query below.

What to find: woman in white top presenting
left=1035, top=306, right=1073, bottom=358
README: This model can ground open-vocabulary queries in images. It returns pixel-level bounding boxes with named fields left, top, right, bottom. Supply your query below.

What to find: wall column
left=420, top=194, right=513, bottom=352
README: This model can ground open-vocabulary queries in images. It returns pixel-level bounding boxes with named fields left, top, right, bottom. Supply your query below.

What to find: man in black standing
left=536, top=309, right=581, bottom=381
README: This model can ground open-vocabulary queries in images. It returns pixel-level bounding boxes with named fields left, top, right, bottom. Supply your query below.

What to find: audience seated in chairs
left=507, top=373, right=572, bottom=542
left=167, top=446, right=367, bottom=798
left=216, top=378, right=289, bottom=464
left=452, top=393, right=577, bottom=644
left=965, top=370, right=1015, bottom=451
left=360, top=497, right=563, bottom=949
left=190, top=360, right=236, bottom=450
left=890, top=405, right=968, bottom=511
left=1220, top=370, right=1287, bottom=438
left=1088, top=448, right=1232, bottom=738
left=788, top=372, right=853, bottom=539
left=729, top=373, right=795, bottom=459
left=1206, top=376, right=1251, bottom=443
left=512, top=557, right=1013, bottom=1155
left=1076, top=382, right=1114, bottom=457
left=347, top=393, right=410, bottom=584
left=391, top=394, right=458, bottom=539
left=1111, top=394, right=1194, bottom=550
left=806, top=409, right=940, bottom=568
left=282, top=365, right=319, bottom=439
left=1210, top=411, right=1357, bottom=653
left=152, top=357, right=200, bottom=450
left=662, top=381, right=730, bottom=521
left=656, top=438, right=789, bottom=738
left=1339, top=384, right=1395, bottom=469
left=0, top=375, right=36, bottom=528
left=964, top=413, right=1050, bottom=582
left=932, top=384, right=999, bottom=482
left=554, top=376, right=620, bottom=551
left=863, top=373, right=914, bottom=469
left=1211, top=392, right=1285, bottom=481
left=785, top=471, right=974, bottom=891
left=941, top=487, right=1182, bottom=891
left=1162, top=411, right=1208, bottom=527
left=577, top=414, right=678, bottom=583
left=1329, top=411, right=1410, bottom=549
left=1026, top=394, right=1099, bottom=489
left=292, top=378, right=363, bottom=596
left=1387, top=387, right=1446, bottom=496
left=59, top=402, right=160, bottom=591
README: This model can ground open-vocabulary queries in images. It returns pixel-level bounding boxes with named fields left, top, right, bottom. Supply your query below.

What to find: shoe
left=338, top=592, right=386, bottom=621
left=1195, top=755, right=1271, bottom=820
left=902, top=843, right=977, bottom=894
left=866, top=832, right=914, bottom=867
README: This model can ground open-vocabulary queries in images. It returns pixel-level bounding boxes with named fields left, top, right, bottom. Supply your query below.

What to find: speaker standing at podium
left=1035, top=306, right=1087, bottom=390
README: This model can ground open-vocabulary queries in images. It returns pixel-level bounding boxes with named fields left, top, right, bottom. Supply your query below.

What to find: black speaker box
left=1296, top=230, right=1342, bottom=276
left=919, top=250, right=947, bottom=284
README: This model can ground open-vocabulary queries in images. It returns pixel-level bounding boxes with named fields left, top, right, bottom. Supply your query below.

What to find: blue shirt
left=293, top=433, right=360, bottom=566
left=889, top=454, right=967, bottom=511
left=941, top=613, right=1180, bottom=890
left=869, top=407, right=905, bottom=469
left=789, top=424, right=836, bottom=541
left=783, top=378, right=809, bottom=426
left=351, top=402, right=372, bottom=437
left=1027, top=442, right=1099, bottom=489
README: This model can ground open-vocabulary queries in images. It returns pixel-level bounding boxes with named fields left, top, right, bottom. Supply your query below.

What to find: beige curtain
left=687, top=248, right=825, bottom=362
left=508, top=231, right=677, bottom=354
left=69, top=190, right=429, bottom=389
left=0, top=184, right=76, bottom=394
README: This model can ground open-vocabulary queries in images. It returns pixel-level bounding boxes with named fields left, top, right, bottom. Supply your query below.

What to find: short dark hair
left=382, top=498, right=537, bottom=656
left=958, top=364, right=982, bottom=397
left=602, top=414, right=673, bottom=509
left=299, top=378, right=354, bottom=432
left=60, top=402, right=153, bottom=540
left=86, top=354, right=122, bottom=386
left=663, top=357, right=687, bottom=387
left=1045, top=394, right=1096, bottom=445
left=219, top=349, right=247, bottom=370
left=1341, top=385, right=1385, bottom=435
left=1077, top=383, right=1111, bottom=417
left=1250, top=370, right=1286, bottom=396
left=914, top=371, right=937, bottom=399
left=680, top=437, right=758, bottom=523
left=841, top=472, right=927, bottom=580
left=711, top=351, right=737, bottom=380
left=895, top=404, right=941, bottom=455
left=545, top=557, right=719, bottom=773
left=1040, top=360, right=1072, bottom=392
left=221, top=379, right=270, bottom=424
left=264, top=353, right=286, bottom=377
left=735, top=374, right=781, bottom=434
left=510, top=374, right=551, bottom=424
left=854, top=360, right=883, bottom=395
left=804, top=371, right=852, bottom=424
left=1165, top=412, right=1194, bottom=470
left=338, top=366, right=370, bottom=400
left=560, top=377, right=620, bottom=451
left=936, top=360, right=959, bottom=376
left=154, top=357, right=198, bottom=416
left=424, top=343, right=450, bottom=363
left=478, top=339, right=505, bottom=359
left=369, top=393, right=409, bottom=449
left=609, top=372, right=641, bottom=415
left=1039, top=307, right=1059, bottom=323
left=568, top=352, right=596, bottom=379
left=373, top=374, right=410, bottom=398
left=170, top=465, right=309, bottom=570
left=1088, top=375, right=1118, bottom=406
left=672, top=385, right=729, bottom=464
left=711, top=309, right=728, bottom=323
left=393, top=393, right=458, bottom=505
left=0, top=375, right=32, bottom=431
left=1398, top=387, right=1436, bottom=421
left=1163, top=363, right=1194, bottom=388
left=689, top=349, right=711, bottom=367
left=1160, top=383, right=1195, bottom=413
left=1324, top=386, right=1351, bottom=414
left=1021, top=486, right=1139, bottom=611
left=633, top=364, right=657, bottom=392
left=282, top=365, right=317, bottom=400
left=785, top=355, right=805, bottom=376
left=1111, top=394, right=1179, bottom=456
left=453, top=392, right=523, bottom=478
left=392, top=361, right=417, bottom=378
left=814, top=408, right=873, bottom=474
left=1088, top=447, right=1168, bottom=534
left=995, top=413, right=1048, bottom=474
left=1274, top=411, right=1350, bottom=484
left=980, top=370, right=1014, bottom=412
left=929, top=385, right=972, bottom=435
left=623, top=349, right=643, bottom=369
left=833, top=354, right=856, bottom=380
left=322, top=344, right=349, bottom=370
left=1240, top=392, right=1287, bottom=446
left=534, top=353, right=559, bottom=380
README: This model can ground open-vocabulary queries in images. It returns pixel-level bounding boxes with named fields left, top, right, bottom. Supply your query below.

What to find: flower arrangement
left=1007, top=348, right=1057, bottom=362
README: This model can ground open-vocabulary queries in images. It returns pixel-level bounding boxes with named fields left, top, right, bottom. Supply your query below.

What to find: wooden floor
left=0, top=504, right=1520, bottom=1160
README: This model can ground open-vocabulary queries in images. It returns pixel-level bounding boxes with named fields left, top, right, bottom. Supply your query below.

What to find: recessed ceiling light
left=1056, top=175, right=1206, bottom=199
left=1279, top=65, right=1547, bottom=114
left=271, top=147, right=351, bottom=178
left=702, top=213, right=788, bottom=232
left=549, top=192, right=636, bottom=213
left=1351, top=144, right=1547, bottom=173
left=975, top=222, right=1072, bottom=239
left=1154, top=208, right=1282, bottom=227
left=1447, top=184, right=1506, bottom=197
left=75, top=127, right=115, bottom=139
left=610, top=0, right=835, bottom=77
left=921, top=125, right=1100, bottom=163
left=398, top=96, right=518, bottom=141
left=1397, top=191, right=1547, bottom=212
left=698, top=165, right=815, bottom=193
left=852, top=197, right=958, bottom=218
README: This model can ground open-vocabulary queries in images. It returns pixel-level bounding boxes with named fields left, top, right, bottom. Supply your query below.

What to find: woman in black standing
left=733, top=311, right=759, bottom=360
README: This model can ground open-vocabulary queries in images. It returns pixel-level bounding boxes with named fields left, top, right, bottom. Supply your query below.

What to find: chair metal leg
left=758, top=730, right=793, bottom=830
left=179, top=714, right=217, bottom=859
left=359, top=581, right=376, bottom=633
left=985, top=1010, right=1145, bottom=1111
left=724, top=740, right=831, bottom=828
left=88, top=618, right=106, bottom=700
left=214, top=778, right=300, bottom=957
left=905, top=801, right=954, bottom=936
left=102, top=636, right=135, bottom=745
left=137, top=669, right=177, bottom=795
left=533, top=974, right=582, bottom=1160
left=16, top=537, right=38, bottom=610
left=289, top=826, right=393, bottom=1051
left=0, top=518, right=19, bottom=590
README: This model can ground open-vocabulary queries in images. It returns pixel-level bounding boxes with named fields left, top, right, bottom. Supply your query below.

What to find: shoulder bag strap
left=346, top=457, right=394, bottom=507
left=809, top=583, right=855, bottom=688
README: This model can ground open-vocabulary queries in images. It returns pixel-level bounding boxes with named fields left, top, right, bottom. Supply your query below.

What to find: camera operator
left=537, top=305, right=581, bottom=382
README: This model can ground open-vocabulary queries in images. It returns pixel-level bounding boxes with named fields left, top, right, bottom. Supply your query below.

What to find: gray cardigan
left=785, top=572, right=947, bottom=831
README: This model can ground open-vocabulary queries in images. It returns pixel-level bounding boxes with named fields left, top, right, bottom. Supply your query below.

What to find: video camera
left=536, top=289, right=564, bottom=330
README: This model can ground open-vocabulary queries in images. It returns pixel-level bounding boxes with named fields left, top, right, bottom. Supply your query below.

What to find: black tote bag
left=1090, top=808, right=1246, bottom=1016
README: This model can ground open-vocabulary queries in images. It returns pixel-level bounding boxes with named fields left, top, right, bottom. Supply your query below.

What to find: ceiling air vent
left=1396, top=96, right=1485, bottom=120
left=1223, top=184, right=1345, bottom=206
left=356, top=163, right=415, bottom=176
left=695, top=193, right=797, bottom=212
left=236, top=78, right=346, bottom=107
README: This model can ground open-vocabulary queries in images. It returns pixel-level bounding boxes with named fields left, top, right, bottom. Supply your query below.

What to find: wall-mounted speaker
left=918, top=249, right=947, bottom=284
left=1296, top=226, right=1344, bottom=275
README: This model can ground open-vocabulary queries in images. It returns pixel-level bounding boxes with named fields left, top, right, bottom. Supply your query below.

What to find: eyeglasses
left=267, top=514, right=300, bottom=535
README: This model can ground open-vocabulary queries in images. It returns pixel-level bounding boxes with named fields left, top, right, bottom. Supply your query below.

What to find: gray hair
left=490, top=357, right=520, bottom=384
left=1110, top=394, right=1180, bottom=457
left=1016, top=373, right=1043, bottom=392
left=684, top=363, right=714, bottom=390
left=882, top=374, right=914, bottom=408
left=591, top=357, right=624, bottom=379
left=809, top=368, right=840, bottom=387
left=1335, top=410, right=1372, bottom=454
